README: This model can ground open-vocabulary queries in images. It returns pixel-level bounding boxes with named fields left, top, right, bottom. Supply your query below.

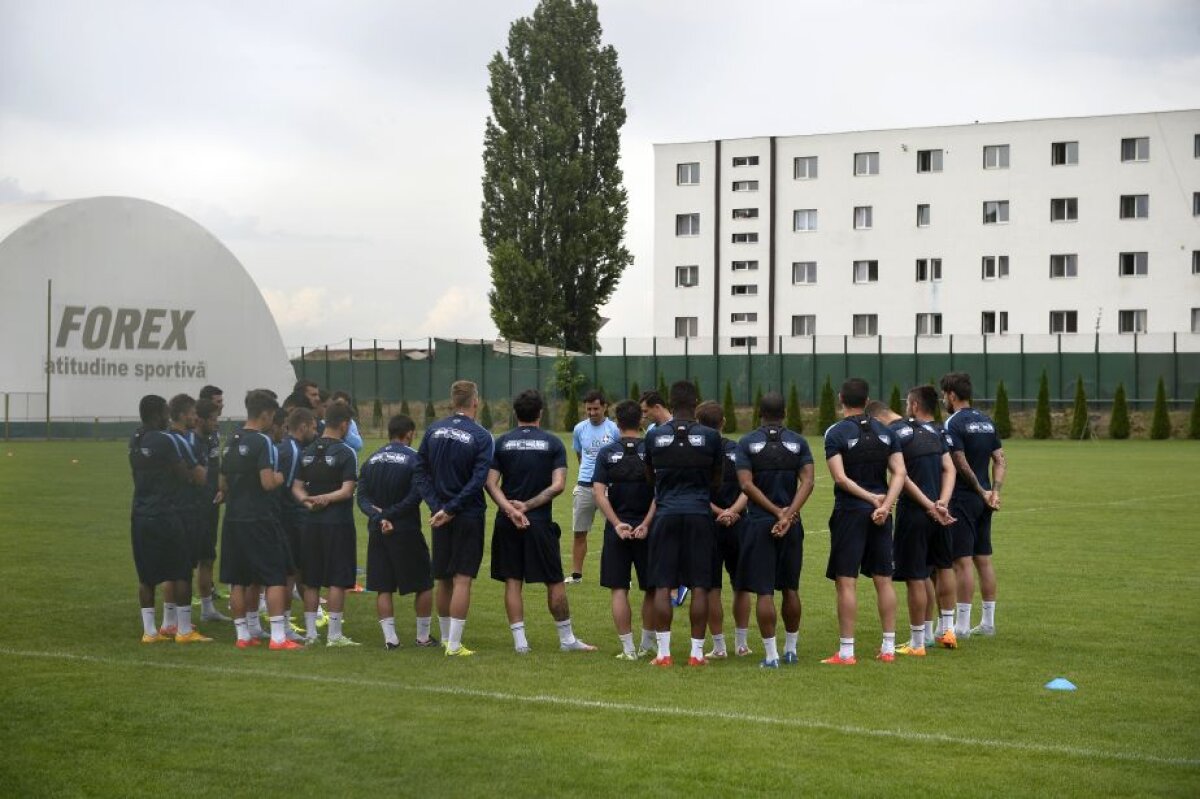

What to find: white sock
left=734, top=627, right=748, bottom=650
left=439, top=616, right=452, bottom=642
left=380, top=616, right=398, bottom=646
left=234, top=617, right=250, bottom=642
left=763, top=637, right=779, bottom=661
left=269, top=615, right=286, bottom=644
left=690, top=637, right=704, bottom=659
left=982, top=601, right=996, bottom=627
left=618, top=632, right=635, bottom=655
left=162, top=603, right=176, bottom=628
left=304, top=611, right=318, bottom=638
left=141, top=607, right=157, bottom=636
left=784, top=630, right=799, bottom=655
left=839, top=637, right=855, bottom=659
left=911, top=625, right=925, bottom=650
left=656, top=630, right=671, bottom=658
left=940, top=610, right=955, bottom=635
left=175, top=604, right=193, bottom=635
left=925, top=619, right=935, bottom=640
left=555, top=619, right=576, bottom=646
left=710, top=633, right=726, bottom=654
left=416, top=616, right=432, bottom=641
left=200, top=595, right=216, bottom=615
left=328, top=611, right=344, bottom=640
left=447, top=617, right=466, bottom=651
left=640, top=628, right=655, bottom=650
left=245, top=612, right=263, bottom=637
left=511, top=621, right=529, bottom=649
left=956, top=603, right=972, bottom=633
left=881, top=632, right=896, bottom=656
left=258, top=594, right=268, bottom=614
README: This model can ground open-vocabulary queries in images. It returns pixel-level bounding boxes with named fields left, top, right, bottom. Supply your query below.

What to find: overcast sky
left=2, top=0, right=1198, bottom=352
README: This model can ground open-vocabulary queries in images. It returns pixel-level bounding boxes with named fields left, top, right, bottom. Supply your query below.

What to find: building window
left=732, top=207, right=759, bottom=219
left=1193, top=308, right=1200, bottom=333
left=676, top=162, right=700, bottom=185
left=674, top=265, right=699, bottom=287
left=731, top=232, right=759, bottom=244
left=981, top=311, right=1009, bottom=336
left=792, top=261, right=817, bottom=285
left=916, top=204, right=930, bottom=227
left=674, top=317, right=698, bottom=338
left=793, top=209, right=818, bottom=231
left=732, top=180, right=759, bottom=192
left=1194, top=251, right=1200, bottom=274
left=1118, top=252, right=1148, bottom=277
left=1120, top=137, right=1149, bottom=162
left=853, top=206, right=873, bottom=230
left=731, top=336, right=759, bottom=348
left=854, top=152, right=879, bottom=175
left=981, top=255, right=1010, bottom=279
left=1052, top=141, right=1079, bottom=166
left=853, top=260, right=879, bottom=284
left=852, top=314, right=878, bottom=337
left=1194, top=192, right=1200, bottom=216
left=731, top=260, right=759, bottom=271
left=731, top=284, right=758, bottom=296
left=675, top=213, right=700, bottom=236
left=916, top=313, right=943, bottom=336
left=1050, top=310, right=1078, bottom=334
left=983, top=200, right=1009, bottom=224
left=983, top=144, right=1010, bottom=169
left=731, top=312, right=758, bottom=324
left=732, top=155, right=759, bottom=167
left=1118, top=310, right=1147, bottom=334
left=1119, top=194, right=1149, bottom=219
left=1050, top=253, right=1078, bottom=278
left=791, top=315, right=816, bottom=337
left=1050, top=197, right=1078, bottom=222
left=794, top=156, right=818, bottom=179
left=1195, top=134, right=1200, bottom=158
left=915, top=258, right=942, bottom=282
left=917, top=149, right=943, bottom=173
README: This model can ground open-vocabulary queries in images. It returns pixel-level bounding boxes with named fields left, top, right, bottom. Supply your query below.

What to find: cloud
left=416, top=285, right=493, bottom=340
left=0, top=177, right=53, bottom=203
left=262, top=286, right=352, bottom=334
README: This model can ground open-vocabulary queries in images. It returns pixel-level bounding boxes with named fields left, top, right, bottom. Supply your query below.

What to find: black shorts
left=712, top=519, right=742, bottom=588
left=950, top=492, right=994, bottom=559
left=734, top=516, right=803, bottom=594
left=219, top=517, right=289, bottom=587
left=431, top=514, right=485, bottom=580
left=928, top=520, right=954, bottom=570
left=131, top=513, right=191, bottom=585
left=490, top=515, right=565, bottom=585
left=367, top=524, right=433, bottom=595
left=826, top=507, right=894, bottom=580
left=301, top=521, right=357, bottom=589
left=646, top=513, right=717, bottom=590
left=599, top=521, right=650, bottom=591
left=280, top=519, right=303, bottom=575
left=893, top=505, right=934, bottom=582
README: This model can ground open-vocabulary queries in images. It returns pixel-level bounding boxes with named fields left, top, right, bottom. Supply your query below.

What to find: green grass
left=1, top=436, right=1198, bottom=797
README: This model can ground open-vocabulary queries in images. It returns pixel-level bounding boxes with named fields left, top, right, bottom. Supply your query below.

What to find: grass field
left=1, top=435, right=1198, bottom=797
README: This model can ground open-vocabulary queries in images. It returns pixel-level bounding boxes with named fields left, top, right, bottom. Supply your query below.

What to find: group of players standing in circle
left=128, top=370, right=1004, bottom=667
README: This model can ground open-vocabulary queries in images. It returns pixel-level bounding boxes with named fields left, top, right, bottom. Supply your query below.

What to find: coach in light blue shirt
left=568, top=390, right=620, bottom=584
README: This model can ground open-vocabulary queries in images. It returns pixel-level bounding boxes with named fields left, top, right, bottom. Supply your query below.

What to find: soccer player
left=868, top=388, right=957, bottom=655
left=643, top=380, right=723, bottom=667
left=593, top=399, right=658, bottom=660
left=358, top=414, right=437, bottom=650
left=940, top=372, right=1006, bottom=638
left=130, top=394, right=208, bottom=643
left=165, top=393, right=213, bottom=637
left=734, top=392, right=814, bottom=668
left=414, top=380, right=494, bottom=657
left=199, top=384, right=224, bottom=416
left=822, top=378, right=906, bottom=665
left=293, top=379, right=321, bottom=411
left=194, top=397, right=228, bottom=622
left=293, top=401, right=360, bottom=646
left=695, top=400, right=752, bottom=659
left=487, top=390, right=595, bottom=654
left=220, top=389, right=300, bottom=650
left=330, top=390, right=364, bottom=453
left=569, top=390, right=620, bottom=584
left=639, top=390, right=671, bottom=433
left=276, top=407, right=317, bottom=642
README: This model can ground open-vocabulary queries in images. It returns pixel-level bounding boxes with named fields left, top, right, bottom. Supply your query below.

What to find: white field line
left=2, top=647, right=1196, bottom=769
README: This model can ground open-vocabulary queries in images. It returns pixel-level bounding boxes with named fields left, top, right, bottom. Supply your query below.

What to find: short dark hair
left=512, top=389, right=544, bottom=423
left=331, top=390, right=352, bottom=404
left=669, top=380, right=698, bottom=412
left=639, top=390, right=665, bottom=408
left=840, top=378, right=870, bottom=410
left=293, top=379, right=319, bottom=393
left=388, top=414, right=415, bottom=440
left=318, top=388, right=331, bottom=403
left=245, top=389, right=279, bottom=419
left=939, top=372, right=973, bottom=402
left=272, top=408, right=288, bottom=427
left=696, top=400, right=723, bottom=429
left=287, top=407, right=315, bottom=431
left=283, top=390, right=312, bottom=410
left=167, top=393, right=195, bottom=421
left=908, top=385, right=939, bottom=415
left=864, top=400, right=889, bottom=420
left=198, top=385, right=223, bottom=400
left=614, top=399, right=642, bottom=430
left=139, top=394, right=168, bottom=426
left=324, top=401, right=353, bottom=429
left=195, top=398, right=219, bottom=420
left=758, top=391, right=785, bottom=422
left=582, top=389, right=607, bottom=406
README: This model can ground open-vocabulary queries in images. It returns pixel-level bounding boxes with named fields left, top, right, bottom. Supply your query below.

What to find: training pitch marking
left=2, top=647, right=1197, bottom=769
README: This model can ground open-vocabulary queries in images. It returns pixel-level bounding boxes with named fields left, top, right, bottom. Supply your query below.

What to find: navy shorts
left=734, top=516, right=803, bottom=595
left=826, top=507, right=894, bottom=580
left=131, top=513, right=191, bottom=585
left=301, top=521, right=357, bottom=589
left=712, top=518, right=742, bottom=588
left=431, top=514, right=485, bottom=580
left=490, top=516, right=565, bottom=585
left=893, top=504, right=934, bottom=582
left=599, top=521, right=650, bottom=591
left=647, top=513, right=717, bottom=590
left=950, top=492, right=994, bottom=559
left=220, top=517, right=289, bottom=587
left=280, top=519, right=303, bottom=575
left=367, top=524, right=433, bottom=595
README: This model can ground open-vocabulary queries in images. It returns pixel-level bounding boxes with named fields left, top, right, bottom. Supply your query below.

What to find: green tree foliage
left=721, top=380, right=737, bottom=434
left=692, top=378, right=702, bottom=403
left=993, top=380, right=1012, bottom=439
left=818, top=376, right=837, bottom=432
left=479, top=401, right=494, bottom=431
left=1150, top=377, right=1171, bottom=440
left=888, top=384, right=903, bottom=415
left=400, top=399, right=411, bottom=418
left=372, top=398, right=383, bottom=430
left=423, top=400, right=437, bottom=426
left=1188, top=386, right=1200, bottom=440
left=1069, top=375, right=1091, bottom=440
left=1033, top=370, right=1052, bottom=439
left=751, top=385, right=764, bottom=428
left=786, top=382, right=803, bottom=432
left=1109, top=382, right=1130, bottom=439
left=657, top=372, right=668, bottom=401
left=563, top=382, right=580, bottom=432
left=628, top=380, right=640, bottom=401
left=481, top=0, right=631, bottom=351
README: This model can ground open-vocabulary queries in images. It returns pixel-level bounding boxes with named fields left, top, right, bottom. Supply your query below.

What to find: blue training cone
left=1045, top=677, right=1077, bottom=691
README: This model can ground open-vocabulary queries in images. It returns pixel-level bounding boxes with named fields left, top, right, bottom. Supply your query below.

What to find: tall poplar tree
left=482, top=0, right=631, bottom=351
